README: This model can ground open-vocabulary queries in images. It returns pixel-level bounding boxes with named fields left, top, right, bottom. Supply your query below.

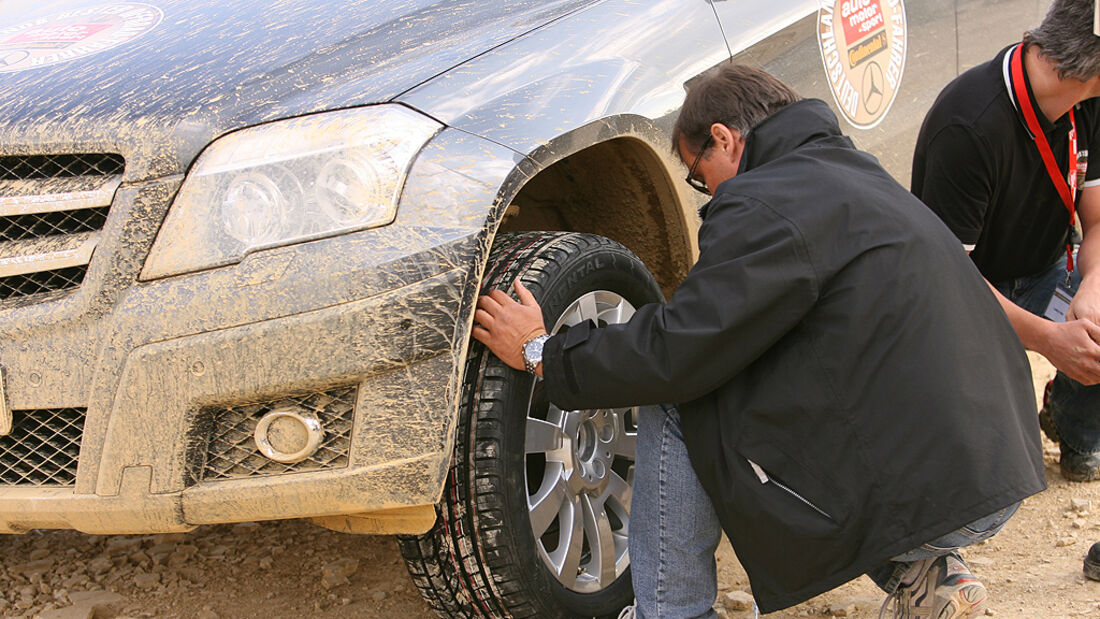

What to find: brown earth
left=2, top=353, right=1099, bottom=619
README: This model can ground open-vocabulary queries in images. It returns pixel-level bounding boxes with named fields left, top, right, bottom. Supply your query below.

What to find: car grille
left=0, top=408, right=86, bottom=486
left=0, top=153, right=124, bottom=308
left=197, top=386, right=356, bottom=481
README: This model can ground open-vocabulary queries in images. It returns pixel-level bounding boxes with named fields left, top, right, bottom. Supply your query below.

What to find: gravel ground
left=2, top=354, right=1099, bottom=618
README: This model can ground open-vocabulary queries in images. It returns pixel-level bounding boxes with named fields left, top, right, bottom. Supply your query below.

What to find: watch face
left=525, top=337, right=545, bottom=360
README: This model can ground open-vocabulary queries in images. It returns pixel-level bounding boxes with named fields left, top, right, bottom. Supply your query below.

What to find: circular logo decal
left=0, top=3, right=163, bottom=74
left=817, top=0, right=907, bottom=129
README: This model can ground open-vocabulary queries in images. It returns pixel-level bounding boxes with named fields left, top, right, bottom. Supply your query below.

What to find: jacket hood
left=739, top=98, right=853, bottom=174
left=0, top=0, right=588, bottom=180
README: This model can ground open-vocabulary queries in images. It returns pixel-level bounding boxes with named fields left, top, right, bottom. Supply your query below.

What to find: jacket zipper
left=747, top=459, right=833, bottom=521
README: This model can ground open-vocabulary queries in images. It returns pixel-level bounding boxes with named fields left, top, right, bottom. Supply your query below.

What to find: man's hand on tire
left=473, top=280, right=548, bottom=373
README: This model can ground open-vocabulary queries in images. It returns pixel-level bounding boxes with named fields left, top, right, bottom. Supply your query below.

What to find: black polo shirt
left=912, top=44, right=1100, bottom=283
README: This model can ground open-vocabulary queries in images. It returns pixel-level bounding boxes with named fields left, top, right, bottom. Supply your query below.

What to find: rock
left=1073, top=518, right=1088, bottom=529
left=370, top=589, right=387, bottom=602
left=322, top=558, right=359, bottom=580
left=152, top=533, right=189, bottom=545
left=720, top=590, right=755, bottom=611
left=825, top=601, right=857, bottom=616
left=1071, top=498, right=1091, bottom=514
left=321, top=573, right=349, bottom=590
left=1056, top=537, right=1077, bottom=547
left=29, top=548, right=51, bottom=561
left=132, top=573, right=161, bottom=590
left=87, top=556, right=113, bottom=575
left=8, top=558, right=55, bottom=578
left=232, top=522, right=260, bottom=536
left=105, top=537, right=143, bottom=553
left=147, top=542, right=177, bottom=562
left=258, top=557, right=273, bottom=570
left=37, top=605, right=96, bottom=619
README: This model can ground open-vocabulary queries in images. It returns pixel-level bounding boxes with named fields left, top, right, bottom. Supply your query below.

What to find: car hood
left=0, top=0, right=591, bottom=180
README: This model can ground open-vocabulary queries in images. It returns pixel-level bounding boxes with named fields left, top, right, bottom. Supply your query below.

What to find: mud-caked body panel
left=0, top=0, right=1033, bottom=540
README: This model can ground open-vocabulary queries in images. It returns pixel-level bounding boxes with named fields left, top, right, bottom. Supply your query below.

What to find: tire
left=398, top=231, right=664, bottom=618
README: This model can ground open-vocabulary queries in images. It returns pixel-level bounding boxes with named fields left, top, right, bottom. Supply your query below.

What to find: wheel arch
left=496, top=119, right=699, bottom=298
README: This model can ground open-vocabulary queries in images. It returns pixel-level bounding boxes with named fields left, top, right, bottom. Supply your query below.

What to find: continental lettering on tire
left=817, top=0, right=907, bottom=129
left=0, top=3, right=162, bottom=74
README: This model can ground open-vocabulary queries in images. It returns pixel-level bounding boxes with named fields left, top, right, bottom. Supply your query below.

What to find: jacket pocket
left=746, top=458, right=835, bottom=522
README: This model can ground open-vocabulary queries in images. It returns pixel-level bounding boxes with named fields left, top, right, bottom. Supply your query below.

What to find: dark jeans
left=993, top=259, right=1100, bottom=455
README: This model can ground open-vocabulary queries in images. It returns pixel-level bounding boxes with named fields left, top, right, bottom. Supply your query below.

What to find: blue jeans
left=992, top=259, right=1100, bottom=455
left=631, top=404, right=723, bottom=619
left=865, top=503, right=1019, bottom=592
left=632, top=405, right=1016, bottom=614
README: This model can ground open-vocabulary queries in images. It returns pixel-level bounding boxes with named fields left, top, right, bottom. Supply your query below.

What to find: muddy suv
left=0, top=1, right=1035, bottom=616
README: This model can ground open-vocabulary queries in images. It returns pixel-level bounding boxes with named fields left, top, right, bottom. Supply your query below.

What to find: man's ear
left=710, top=123, right=746, bottom=167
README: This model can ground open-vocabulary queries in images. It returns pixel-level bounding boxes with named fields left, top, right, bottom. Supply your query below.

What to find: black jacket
left=542, top=99, right=1045, bottom=612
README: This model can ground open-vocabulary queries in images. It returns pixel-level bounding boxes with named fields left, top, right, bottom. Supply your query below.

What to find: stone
left=37, top=605, right=95, bottom=619
left=322, top=558, right=359, bottom=580
left=1056, top=537, right=1077, bottom=547
left=152, top=533, right=189, bottom=545
left=232, top=522, right=260, bottom=536
left=370, top=590, right=387, bottom=602
left=258, top=557, right=273, bottom=570
left=105, top=537, right=143, bottom=553
left=9, top=558, right=55, bottom=578
left=720, top=590, right=755, bottom=611
left=87, top=556, right=113, bottom=575
left=825, top=602, right=858, bottom=616
left=28, top=548, right=51, bottom=561
left=320, top=573, right=349, bottom=590
left=132, top=573, right=161, bottom=590
left=1071, top=498, right=1091, bottom=514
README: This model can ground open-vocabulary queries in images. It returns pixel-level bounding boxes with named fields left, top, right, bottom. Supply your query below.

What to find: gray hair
left=1024, top=0, right=1100, bottom=80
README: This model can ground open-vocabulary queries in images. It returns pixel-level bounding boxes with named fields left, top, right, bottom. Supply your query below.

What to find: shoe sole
left=1085, top=557, right=1100, bottom=581
left=936, top=583, right=988, bottom=619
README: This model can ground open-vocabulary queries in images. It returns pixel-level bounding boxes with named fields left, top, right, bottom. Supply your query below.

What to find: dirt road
left=2, top=354, right=1098, bottom=618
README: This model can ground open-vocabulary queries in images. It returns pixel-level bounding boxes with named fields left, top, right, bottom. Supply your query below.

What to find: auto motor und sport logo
left=818, top=0, right=907, bottom=129
left=0, top=3, right=163, bottom=73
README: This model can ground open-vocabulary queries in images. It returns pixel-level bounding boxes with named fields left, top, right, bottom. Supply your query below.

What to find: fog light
left=253, top=408, right=324, bottom=464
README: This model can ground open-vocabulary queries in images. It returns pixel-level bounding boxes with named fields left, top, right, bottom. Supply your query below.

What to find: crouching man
left=473, top=64, right=1045, bottom=618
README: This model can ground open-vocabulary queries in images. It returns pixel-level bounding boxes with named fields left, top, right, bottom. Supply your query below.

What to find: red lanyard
left=1010, top=43, right=1079, bottom=271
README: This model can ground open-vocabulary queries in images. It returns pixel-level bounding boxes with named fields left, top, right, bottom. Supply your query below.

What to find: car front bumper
left=0, top=128, right=520, bottom=534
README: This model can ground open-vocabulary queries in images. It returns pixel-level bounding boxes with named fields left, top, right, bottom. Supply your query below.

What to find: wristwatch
left=521, top=334, right=551, bottom=374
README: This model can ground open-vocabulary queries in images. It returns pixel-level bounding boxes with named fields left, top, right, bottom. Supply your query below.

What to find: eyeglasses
left=685, top=134, right=713, bottom=195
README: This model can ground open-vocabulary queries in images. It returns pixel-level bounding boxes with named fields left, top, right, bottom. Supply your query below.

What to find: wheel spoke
left=612, top=408, right=637, bottom=457
left=528, top=472, right=568, bottom=538
left=553, top=496, right=585, bottom=588
left=603, top=470, right=632, bottom=513
left=576, top=293, right=600, bottom=324
left=526, top=417, right=564, bottom=454
left=582, top=494, right=618, bottom=587
left=602, top=297, right=631, bottom=325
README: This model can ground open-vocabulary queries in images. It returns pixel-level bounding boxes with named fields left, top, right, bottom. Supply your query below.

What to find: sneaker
left=1085, top=541, right=1100, bottom=581
left=1059, top=441, right=1100, bottom=482
left=879, top=553, right=988, bottom=619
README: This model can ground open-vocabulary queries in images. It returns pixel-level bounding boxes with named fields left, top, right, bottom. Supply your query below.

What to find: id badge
left=1044, top=283, right=1075, bottom=322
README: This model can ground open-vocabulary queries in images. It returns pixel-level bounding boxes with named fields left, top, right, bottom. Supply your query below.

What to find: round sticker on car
left=817, top=0, right=907, bottom=129
left=0, top=3, right=162, bottom=74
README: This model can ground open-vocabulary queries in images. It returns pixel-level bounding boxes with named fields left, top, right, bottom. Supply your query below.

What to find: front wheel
left=399, top=232, right=664, bottom=618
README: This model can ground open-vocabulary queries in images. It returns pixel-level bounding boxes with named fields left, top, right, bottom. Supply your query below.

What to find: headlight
left=140, top=105, right=441, bottom=280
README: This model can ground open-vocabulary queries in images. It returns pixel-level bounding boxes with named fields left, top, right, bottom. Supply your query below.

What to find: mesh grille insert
left=200, top=386, right=356, bottom=481
left=0, top=207, right=109, bottom=242
left=0, top=265, right=88, bottom=300
left=0, top=408, right=86, bottom=486
left=0, top=154, right=124, bottom=180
